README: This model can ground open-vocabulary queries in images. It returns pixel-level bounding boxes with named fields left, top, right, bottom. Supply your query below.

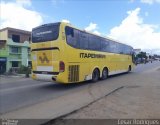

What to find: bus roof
left=32, top=22, right=133, bottom=49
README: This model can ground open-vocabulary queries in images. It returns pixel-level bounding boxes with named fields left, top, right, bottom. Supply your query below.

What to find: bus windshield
left=32, top=23, right=60, bottom=43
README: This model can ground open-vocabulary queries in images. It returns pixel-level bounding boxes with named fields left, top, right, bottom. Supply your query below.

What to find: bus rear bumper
left=32, top=74, right=55, bottom=82
left=32, top=73, right=69, bottom=83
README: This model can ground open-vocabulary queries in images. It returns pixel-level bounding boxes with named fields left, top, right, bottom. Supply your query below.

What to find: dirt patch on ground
left=157, top=68, right=160, bottom=71
left=64, top=86, right=160, bottom=119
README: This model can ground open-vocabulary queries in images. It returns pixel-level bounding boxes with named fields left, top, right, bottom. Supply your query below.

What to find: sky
left=0, top=0, right=160, bottom=54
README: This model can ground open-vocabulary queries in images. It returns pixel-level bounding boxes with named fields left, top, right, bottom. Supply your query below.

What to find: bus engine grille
left=68, top=65, right=79, bottom=82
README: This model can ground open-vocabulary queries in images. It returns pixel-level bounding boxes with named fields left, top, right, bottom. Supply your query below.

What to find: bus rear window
left=32, top=23, right=60, bottom=43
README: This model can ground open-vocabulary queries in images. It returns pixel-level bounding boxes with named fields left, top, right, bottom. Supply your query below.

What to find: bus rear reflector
left=59, top=61, right=65, bottom=72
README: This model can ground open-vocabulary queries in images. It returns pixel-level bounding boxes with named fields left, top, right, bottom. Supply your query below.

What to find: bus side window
left=101, top=39, right=110, bottom=52
left=65, top=27, right=79, bottom=48
left=79, top=31, right=89, bottom=49
left=88, top=35, right=101, bottom=51
left=118, top=44, right=124, bottom=54
left=66, top=27, right=74, bottom=37
left=109, top=42, right=117, bottom=53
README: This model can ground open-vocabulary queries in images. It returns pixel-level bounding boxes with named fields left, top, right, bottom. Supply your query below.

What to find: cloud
left=0, top=1, right=43, bottom=31
left=85, top=23, right=97, bottom=31
left=108, top=8, right=160, bottom=53
left=61, top=19, right=70, bottom=23
left=16, top=0, right=31, bottom=7
left=85, top=22, right=101, bottom=35
left=92, top=31, right=101, bottom=36
left=140, top=0, right=160, bottom=4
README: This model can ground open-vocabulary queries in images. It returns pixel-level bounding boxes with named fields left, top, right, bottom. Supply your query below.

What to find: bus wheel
left=102, top=68, right=108, bottom=80
left=92, top=69, right=99, bottom=82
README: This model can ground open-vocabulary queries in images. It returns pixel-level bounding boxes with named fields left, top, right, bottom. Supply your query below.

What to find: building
left=0, top=27, right=31, bottom=74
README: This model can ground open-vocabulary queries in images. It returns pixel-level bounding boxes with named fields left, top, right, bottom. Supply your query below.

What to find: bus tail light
left=59, top=61, right=65, bottom=72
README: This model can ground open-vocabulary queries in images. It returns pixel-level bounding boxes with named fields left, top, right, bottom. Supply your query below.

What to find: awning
left=0, top=57, right=7, bottom=62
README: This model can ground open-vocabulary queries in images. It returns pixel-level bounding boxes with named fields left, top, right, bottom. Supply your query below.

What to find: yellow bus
left=31, top=22, right=135, bottom=84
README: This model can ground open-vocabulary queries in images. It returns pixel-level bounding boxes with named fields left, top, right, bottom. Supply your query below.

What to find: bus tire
left=92, top=68, right=100, bottom=82
left=101, top=68, right=108, bottom=80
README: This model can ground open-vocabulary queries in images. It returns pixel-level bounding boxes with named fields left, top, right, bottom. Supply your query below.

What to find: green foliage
left=136, top=51, right=147, bottom=59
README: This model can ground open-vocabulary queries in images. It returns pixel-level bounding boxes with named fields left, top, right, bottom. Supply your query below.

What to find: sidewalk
left=65, top=86, right=160, bottom=119
left=62, top=67, right=160, bottom=119
left=0, top=74, right=25, bottom=78
left=0, top=74, right=31, bottom=84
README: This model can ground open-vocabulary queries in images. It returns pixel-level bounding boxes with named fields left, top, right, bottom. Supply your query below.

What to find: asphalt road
left=0, top=61, right=160, bottom=115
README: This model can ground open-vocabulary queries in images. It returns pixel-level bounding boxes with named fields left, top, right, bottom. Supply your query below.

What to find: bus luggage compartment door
left=32, top=49, right=60, bottom=73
